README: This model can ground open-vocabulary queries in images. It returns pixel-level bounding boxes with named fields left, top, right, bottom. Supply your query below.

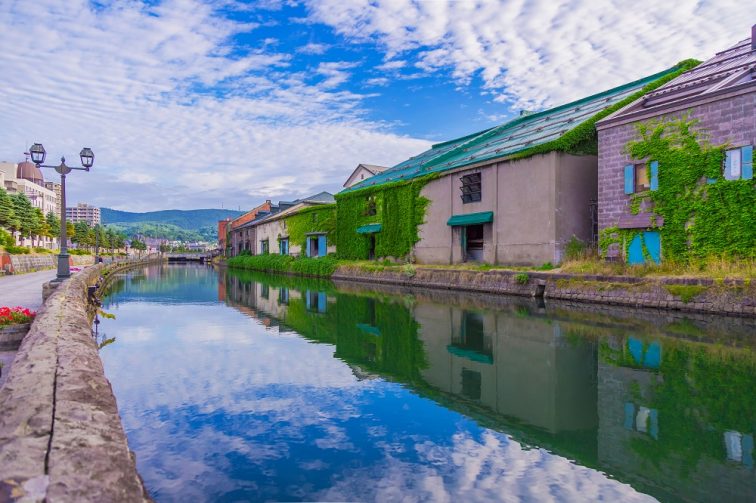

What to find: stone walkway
left=0, top=269, right=58, bottom=310
left=0, top=269, right=58, bottom=388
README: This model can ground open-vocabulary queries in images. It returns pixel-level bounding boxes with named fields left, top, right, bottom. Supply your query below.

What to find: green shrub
left=515, top=273, right=529, bottom=285
left=401, top=263, right=416, bottom=278
left=33, top=247, right=54, bottom=254
left=0, top=228, right=13, bottom=248
left=535, top=262, right=554, bottom=271
left=5, top=245, right=29, bottom=254
left=564, top=236, right=587, bottom=261
left=227, top=254, right=340, bottom=277
left=69, top=249, right=91, bottom=255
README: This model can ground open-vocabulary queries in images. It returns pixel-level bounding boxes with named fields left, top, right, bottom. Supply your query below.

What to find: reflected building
left=222, top=270, right=756, bottom=503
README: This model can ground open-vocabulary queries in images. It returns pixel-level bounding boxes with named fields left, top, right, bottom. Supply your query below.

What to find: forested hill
left=101, top=208, right=244, bottom=229
left=101, top=208, right=244, bottom=242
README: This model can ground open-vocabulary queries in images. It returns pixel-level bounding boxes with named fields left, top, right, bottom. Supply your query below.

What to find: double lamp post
left=28, top=143, right=94, bottom=281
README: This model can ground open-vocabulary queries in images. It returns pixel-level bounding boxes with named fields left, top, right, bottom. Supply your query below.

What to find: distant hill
left=101, top=208, right=245, bottom=242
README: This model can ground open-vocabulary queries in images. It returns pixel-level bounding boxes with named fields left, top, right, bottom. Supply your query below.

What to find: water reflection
left=100, top=264, right=756, bottom=502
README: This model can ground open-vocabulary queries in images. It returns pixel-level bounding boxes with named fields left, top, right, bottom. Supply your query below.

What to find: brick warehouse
left=596, top=26, right=755, bottom=263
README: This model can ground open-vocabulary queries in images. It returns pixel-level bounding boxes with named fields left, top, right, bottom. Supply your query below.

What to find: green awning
left=446, top=345, right=493, bottom=364
left=356, top=323, right=381, bottom=337
left=356, top=223, right=382, bottom=234
left=447, top=211, right=494, bottom=226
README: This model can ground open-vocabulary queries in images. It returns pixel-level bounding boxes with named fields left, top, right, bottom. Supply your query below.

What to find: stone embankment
left=1, top=253, right=94, bottom=275
left=331, top=265, right=755, bottom=317
left=0, top=258, right=162, bottom=502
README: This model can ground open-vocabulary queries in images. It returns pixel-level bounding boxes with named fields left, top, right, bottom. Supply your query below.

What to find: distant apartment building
left=66, top=203, right=101, bottom=226
left=44, top=181, right=62, bottom=216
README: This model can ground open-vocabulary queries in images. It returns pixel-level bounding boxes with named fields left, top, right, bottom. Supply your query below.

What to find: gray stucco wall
left=415, top=151, right=596, bottom=266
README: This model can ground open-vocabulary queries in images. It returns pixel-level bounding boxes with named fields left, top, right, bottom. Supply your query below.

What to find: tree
left=130, top=238, right=147, bottom=257
left=0, top=187, right=18, bottom=232
left=46, top=212, right=60, bottom=239
left=11, top=193, right=35, bottom=241
left=32, top=208, right=48, bottom=247
left=72, top=221, right=91, bottom=249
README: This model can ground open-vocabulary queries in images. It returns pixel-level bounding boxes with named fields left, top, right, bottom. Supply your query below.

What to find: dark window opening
left=278, top=288, right=289, bottom=305
left=365, top=196, right=377, bottom=216
left=635, top=163, right=650, bottom=192
left=368, top=235, right=376, bottom=260
left=461, top=369, right=482, bottom=400
left=465, top=224, right=484, bottom=262
left=460, top=173, right=482, bottom=203
left=260, top=284, right=269, bottom=299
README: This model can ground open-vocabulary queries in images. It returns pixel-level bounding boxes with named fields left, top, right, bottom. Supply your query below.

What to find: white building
left=0, top=159, right=61, bottom=249
left=66, top=203, right=101, bottom=226
left=0, top=160, right=59, bottom=216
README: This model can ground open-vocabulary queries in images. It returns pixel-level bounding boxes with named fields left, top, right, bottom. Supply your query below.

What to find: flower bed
left=0, top=306, right=36, bottom=326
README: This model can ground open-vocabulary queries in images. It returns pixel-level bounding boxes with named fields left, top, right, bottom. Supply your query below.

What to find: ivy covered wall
left=284, top=204, right=336, bottom=250
left=335, top=176, right=432, bottom=260
left=600, top=116, right=755, bottom=261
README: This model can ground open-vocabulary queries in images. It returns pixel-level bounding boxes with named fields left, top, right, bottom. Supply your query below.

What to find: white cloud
left=297, top=42, right=330, bottom=55
left=304, top=0, right=753, bottom=109
left=0, top=0, right=430, bottom=211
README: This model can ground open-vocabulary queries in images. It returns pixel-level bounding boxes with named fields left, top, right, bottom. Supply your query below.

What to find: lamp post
left=29, top=143, right=94, bottom=280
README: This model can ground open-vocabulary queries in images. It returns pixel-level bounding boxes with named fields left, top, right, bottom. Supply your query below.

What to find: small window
left=364, top=195, right=377, bottom=216
left=312, top=213, right=318, bottom=223
left=460, top=173, right=482, bottom=203
left=724, top=146, right=752, bottom=181
left=260, top=239, right=269, bottom=254
left=635, top=163, right=650, bottom=192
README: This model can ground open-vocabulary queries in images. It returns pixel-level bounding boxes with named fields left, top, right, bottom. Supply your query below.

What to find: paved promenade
left=0, top=269, right=57, bottom=311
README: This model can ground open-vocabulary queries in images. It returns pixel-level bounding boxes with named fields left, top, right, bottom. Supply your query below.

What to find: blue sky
left=0, top=0, right=752, bottom=211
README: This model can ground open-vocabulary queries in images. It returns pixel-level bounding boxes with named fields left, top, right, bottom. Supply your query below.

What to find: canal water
left=97, top=264, right=755, bottom=502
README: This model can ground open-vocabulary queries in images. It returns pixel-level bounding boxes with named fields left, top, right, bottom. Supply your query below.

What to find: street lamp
left=30, top=143, right=95, bottom=280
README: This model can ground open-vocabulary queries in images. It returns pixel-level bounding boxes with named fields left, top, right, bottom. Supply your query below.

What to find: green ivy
left=624, top=115, right=755, bottom=261
left=283, top=204, right=336, bottom=249
left=335, top=175, right=434, bottom=260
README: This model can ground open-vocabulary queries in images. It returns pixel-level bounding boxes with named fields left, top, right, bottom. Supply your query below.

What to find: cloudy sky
left=0, top=1, right=751, bottom=211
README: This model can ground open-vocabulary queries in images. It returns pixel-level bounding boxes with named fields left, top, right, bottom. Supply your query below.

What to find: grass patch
left=664, top=284, right=708, bottom=303
left=559, top=255, right=755, bottom=280
left=514, top=273, right=529, bottom=285
left=227, top=254, right=340, bottom=277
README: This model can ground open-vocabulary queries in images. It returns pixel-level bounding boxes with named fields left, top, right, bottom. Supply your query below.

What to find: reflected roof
left=345, top=66, right=683, bottom=192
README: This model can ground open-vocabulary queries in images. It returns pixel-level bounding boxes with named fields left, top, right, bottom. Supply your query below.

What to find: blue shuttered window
left=743, top=145, right=753, bottom=180
left=305, top=237, right=311, bottom=257
left=649, top=161, right=659, bottom=191
left=624, top=165, right=634, bottom=194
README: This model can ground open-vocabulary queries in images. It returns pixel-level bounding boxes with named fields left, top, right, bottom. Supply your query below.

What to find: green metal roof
left=344, top=65, right=683, bottom=193
left=447, top=211, right=493, bottom=226
left=356, top=223, right=382, bottom=234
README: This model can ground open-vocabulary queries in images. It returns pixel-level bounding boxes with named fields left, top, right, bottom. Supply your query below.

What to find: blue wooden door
left=644, top=231, right=661, bottom=264
left=627, top=231, right=661, bottom=265
left=317, top=235, right=327, bottom=257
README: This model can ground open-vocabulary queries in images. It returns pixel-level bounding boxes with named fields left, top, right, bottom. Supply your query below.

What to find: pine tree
left=11, top=193, right=35, bottom=239
left=46, top=212, right=60, bottom=238
left=0, top=187, right=18, bottom=230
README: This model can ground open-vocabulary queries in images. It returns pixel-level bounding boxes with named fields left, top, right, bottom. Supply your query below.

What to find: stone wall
left=4, top=254, right=95, bottom=275
left=331, top=265, right=756, bottom=317
left=0, top=263, right=150, bottom=502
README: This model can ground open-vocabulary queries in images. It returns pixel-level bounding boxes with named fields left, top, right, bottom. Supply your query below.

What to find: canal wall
left=331, top=265, right=756, bottom=317
left=0, top=261, right=157, bottom=502
left=1, top=253, right=95, bottom=275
